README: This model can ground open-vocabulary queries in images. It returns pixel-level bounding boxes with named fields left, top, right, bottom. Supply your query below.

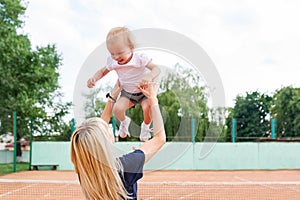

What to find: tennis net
left=1, top=179, right=300, bottom=199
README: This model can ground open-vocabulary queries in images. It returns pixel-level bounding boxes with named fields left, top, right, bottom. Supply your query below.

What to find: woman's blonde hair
left=70, top=117, right=128, bottom=199
left=106, top=26, right=135, bottom=49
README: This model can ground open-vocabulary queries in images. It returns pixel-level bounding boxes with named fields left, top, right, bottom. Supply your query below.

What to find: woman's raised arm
left=138, top=83, right=166, bottom=163
left=100, top=80, right=123, bottom=123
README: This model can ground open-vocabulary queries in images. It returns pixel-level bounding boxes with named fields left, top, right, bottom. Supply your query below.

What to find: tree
left=226, top=91, right=272, bottom=141
left=271, top=86, right=300, bottom=137
left=84, top=87, right=107, bottom=118
left=157, top=89, right=181, bottom=141
left=224, top=107, right=234, bottom=142
left=155, top=63, right=210, bottom=142
left=83, top=63, right=210, bottom=142
left=0, top=0, right=72, bottom=156
left=209, top=107, right=228, bottom=142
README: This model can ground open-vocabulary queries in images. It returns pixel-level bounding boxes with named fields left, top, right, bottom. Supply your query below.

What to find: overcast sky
left=23, top=0, right=300, bottom=110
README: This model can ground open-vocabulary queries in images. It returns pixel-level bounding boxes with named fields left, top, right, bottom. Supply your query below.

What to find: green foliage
left=157, top=90, right=181, bottom=141
left=84, top=63, right=211, bottom=142
left=225, top=107, right=234, bottom=141
left=158, top=64, right=210, bottom=141
left=209, top=107, right=228, bottom=142
left=271, top=86, right=300, bottom=137
left=0, top=0, right=72, bottom=143
left=226, top=86, right=300, bottom=141
left=125, top=63, right=211, bottom=141
left=0, top=0, right=25, bottom=32
left=84, top=87, right=107, bottom=118
left=226, top=91, right=272, bottom=141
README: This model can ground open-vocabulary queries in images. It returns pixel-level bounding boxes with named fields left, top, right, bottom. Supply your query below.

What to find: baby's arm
left=141, top=61, right=161, bottom=84
left=87, top=67, right=110, bottom=88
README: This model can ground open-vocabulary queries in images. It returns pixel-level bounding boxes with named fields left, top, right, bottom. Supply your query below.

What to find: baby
left=87, top=27, right=160, bottom=141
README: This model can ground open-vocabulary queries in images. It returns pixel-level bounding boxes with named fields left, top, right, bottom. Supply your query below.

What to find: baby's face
left=107, top=40, right=133, bottom=65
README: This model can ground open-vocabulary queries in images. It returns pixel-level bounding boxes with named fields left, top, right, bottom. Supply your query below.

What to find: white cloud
left=23, top=0, right=300, bottom=109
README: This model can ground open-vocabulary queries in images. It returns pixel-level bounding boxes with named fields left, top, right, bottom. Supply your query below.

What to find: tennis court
left=1, top=170, right=299, bottom=199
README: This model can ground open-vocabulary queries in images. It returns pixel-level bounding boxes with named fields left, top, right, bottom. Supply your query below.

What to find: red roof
left=5, top=140, right=30, bottom=148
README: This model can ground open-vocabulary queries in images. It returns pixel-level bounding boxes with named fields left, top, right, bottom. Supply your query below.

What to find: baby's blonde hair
left=70, top=117, right=128, bottom=199
left=106, top=26, right=135, bottom=49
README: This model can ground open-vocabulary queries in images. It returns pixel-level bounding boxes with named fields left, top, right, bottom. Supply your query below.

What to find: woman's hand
left=140, top=74, right=153, bottom=87
left=138, top=82, right=159, bottom=105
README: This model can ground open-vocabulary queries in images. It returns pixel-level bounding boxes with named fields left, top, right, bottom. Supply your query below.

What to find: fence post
left=191, top=118, right=196, bottom=143
left=29, top=118, right=34, bottom=170
left=13, top=111, right=17, bottom=172
left=271, top=118, right=276, bottom=139
left=231, top=118, right=236, bottom=143
left=71, top=118, right=75, bottom=134
left=112, top=116, right=116, bottom=136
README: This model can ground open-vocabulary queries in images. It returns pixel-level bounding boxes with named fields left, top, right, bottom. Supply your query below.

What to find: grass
left=0, top=162, right=29, bottom=175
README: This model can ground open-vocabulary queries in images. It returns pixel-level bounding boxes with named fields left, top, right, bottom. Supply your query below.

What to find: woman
left=71, top=81, right=166, bottom=199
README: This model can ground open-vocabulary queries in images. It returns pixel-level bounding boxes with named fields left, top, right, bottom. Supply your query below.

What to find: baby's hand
left=87, top=78, right=96, bottom=88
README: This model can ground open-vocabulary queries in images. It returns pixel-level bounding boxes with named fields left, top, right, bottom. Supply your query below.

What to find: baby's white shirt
left=106, top=52, right=152, bottom=93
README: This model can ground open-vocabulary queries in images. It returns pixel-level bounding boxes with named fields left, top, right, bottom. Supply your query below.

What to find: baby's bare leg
left=113, top=97, right=134, bottom=121
left=141, top=99, right=151, bottom=124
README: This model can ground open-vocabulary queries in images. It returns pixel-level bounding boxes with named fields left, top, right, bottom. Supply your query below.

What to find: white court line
left=234, top=176, right=279, bottom=190
left=0, top=179, right=79, bottom=184
left=234, top=176, right=300, bottom=193
left=139, top=179, right=300, bottom=199
left=1, top=179, right=300, bottom=198
left=139, top=181, right=300, bottom=185
left=1, top=179, right=300, bottom=185
left=0, top=179, right=80, bottom=198
left=0, top=183, right=37, bottom=198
